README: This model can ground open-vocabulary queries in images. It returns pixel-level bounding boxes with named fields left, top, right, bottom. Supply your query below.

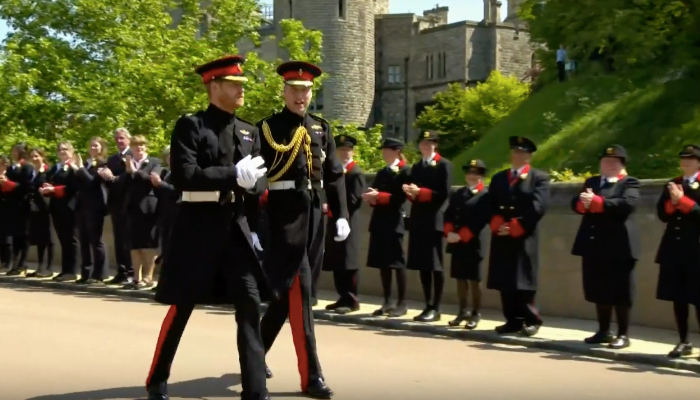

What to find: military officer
left=571, top=145, right=640, bottom=350
left=402, top=130, right=452, bottom=322
left=257, top=61, right=349, bottom=399
left=487, top=136, right=550, bottom=337
left=145, top=55, right=269, bottom=400
left=655, top=144, right=700, bottom=358
left=323, top=135, right=366, bottom=314
left=444, top=160, right=490, bottom=329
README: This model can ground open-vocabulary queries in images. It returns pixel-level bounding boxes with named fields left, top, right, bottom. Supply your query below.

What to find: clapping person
left=25, top=149, right=54, bottom=278
left=40, top=141, right=80, bottom=282
left=75, top=137, right=109, bottom=284
left=122, top=135, right=161, bottom=289
left=151, top=145, right=178, bottom=275
left=0, top=155, right=12, bottom=270
left=3, top=143, right=34, bottom=276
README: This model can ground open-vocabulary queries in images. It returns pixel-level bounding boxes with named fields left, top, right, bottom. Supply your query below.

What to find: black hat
left=509, top=136, right=537, bottom=153
left=195, top=55, right=247, bottom=84
left=418, top=130, right=439, bottom=142
left=334, top=135, right=357, bottom=149
left=600, top=144, right=627, bottom=162
left=379, top=138, right=404, bottom=150
left=679, top=144, right=700, bottom=160
left=277, top=61, right=322, bottom=87
left=462, top=159, right=487, bottom=175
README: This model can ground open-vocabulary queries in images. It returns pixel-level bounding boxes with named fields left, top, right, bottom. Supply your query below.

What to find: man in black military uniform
left=144, top=55, right=270, bottom=400
left=487, top=136, right=550, bottom=337
left=257, top=61, right=349, bottom=399
left=323, top=135, right=366, bottom=314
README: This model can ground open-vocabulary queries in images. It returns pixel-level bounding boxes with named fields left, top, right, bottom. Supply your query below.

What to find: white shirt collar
left=119, top=148, right=129, bottom=155
left=343, top=159, right=353, bottom=168
left=684, top=172, right=699, bottom=183
left=469, top=182, right=480, bottom=190
left=388, top=158, right=400, bottom=168
left=423, top=153, right=436, bottom=163
left=133, top=155, right=148, bottom=169
left=511, top=165, right=526, bottom=174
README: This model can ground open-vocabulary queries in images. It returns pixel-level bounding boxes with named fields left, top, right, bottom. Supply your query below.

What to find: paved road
left=1, top=285, right=698, bottom=400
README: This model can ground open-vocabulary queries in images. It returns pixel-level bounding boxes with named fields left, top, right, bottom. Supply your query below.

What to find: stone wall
left=30, top=179, right=693, bottom=331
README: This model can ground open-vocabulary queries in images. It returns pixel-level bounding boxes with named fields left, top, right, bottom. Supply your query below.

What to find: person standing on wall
left=444, top=160, right=490, bottom=330
left=571, top=145, right=640, bottom=349
left=323, top=135, right=366, bottom=314
left=487, top=136, right=550, bottom=337
left=257, top=60, right=349, bottom=399
left=654, top=144, right=700, bottom=358
left=402, top=130, right=452, bottom=322
left=362, top=138, right=411, bottom=317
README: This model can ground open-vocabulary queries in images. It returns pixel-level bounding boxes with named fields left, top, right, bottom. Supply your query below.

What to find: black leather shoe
left=325, top=301, right=341, bottom=311
left=335, top=303, right=360, bottom=314
left=465, top=312, right=481, bottom=330
left=75, top=277, right=89, bottom=284
left=265, top=364, right=273, bottom=379
left=521, top=324, right=541, bottom=337
left=35, top=271, right=54, bottom=278
left=147, top=382, right=168, bottom=400
left=413, top=308, right=441, bottom=322
left=53, top=273, right=77, bottom=282
left=372, top=302, right=394, bottom=316
left=448, top=310, right=470, bottom=326
left=387, top=303, right=408, bottom=317
left=584, top=331, right=614, bottom=344
left=5, top=268, right=24, bottom=276
left=495, top=322, right=523, bottom=334
left=105, top=276, right=128, bottom=285
left=305, top=378, right=333, bottom=399
left=608, top=335, right=631, bottom=349
left=669, top=342, right=692, bottom=358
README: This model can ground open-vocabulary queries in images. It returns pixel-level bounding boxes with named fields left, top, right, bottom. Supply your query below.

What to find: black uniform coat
left=104, top=150, right=132, bottom=211
left=27, top=165, right=53, bottom=245
left=322, top=161, right=366, bottom=272
left=45, top=163, right=79, bottom=214
left=256, top=108, right=348, bottom=293
left=155, top=168, right=179, bottom=252
left=2, top=162, right=34, bottom=237
left=444, top=184, right=491, bottom=281
left=366, top=160, right=411, bottom=269
left=75, top=160, right=108, bottom=217
left=655, top=176, right=700, bottom=304
left=123, top=156, right=162, bottom=249
left=155, top=105, right=264, bottom=305
left=405, top=154, right=452, bottom=271
left=487, top=167, right=550, bottom=292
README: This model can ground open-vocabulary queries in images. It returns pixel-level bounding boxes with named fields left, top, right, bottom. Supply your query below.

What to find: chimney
left=423, top=4, right=449, bottom=25
left=491, top=0, right=501, bottom=23
left=483, top=0, right=491, bottom=23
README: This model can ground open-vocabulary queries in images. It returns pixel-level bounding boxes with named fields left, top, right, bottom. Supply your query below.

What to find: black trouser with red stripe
left=146, top=271, right=267, bottom=399
left=500, top=290, right=542, bottom=327
left=333, top=270, right=359, bottom=306
left=260, top=263, right=322, bottom=391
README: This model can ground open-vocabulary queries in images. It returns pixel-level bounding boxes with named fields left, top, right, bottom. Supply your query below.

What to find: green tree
left=331, top=123, right=384, bottom=173
left=0, top=0, right=323, bottom=159
left=414, top=71, right=529, bottom=157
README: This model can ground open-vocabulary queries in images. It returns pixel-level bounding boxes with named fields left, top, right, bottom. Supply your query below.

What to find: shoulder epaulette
left=308, top=113, right=328, bottom=124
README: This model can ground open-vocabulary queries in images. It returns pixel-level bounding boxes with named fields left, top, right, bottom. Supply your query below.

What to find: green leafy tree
left=414, top=71, right=529, bottom=157
left=331, top=123, right=384, bottom=173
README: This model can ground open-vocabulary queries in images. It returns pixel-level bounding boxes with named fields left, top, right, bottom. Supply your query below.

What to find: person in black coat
left=0, top=155, right=12, bottom=270
left=40, top=141, right=80, bottom=282
left=25, top=148, right=54, bottom=278
left=75, top=137, right=110, bottom=284
left=444, top=160, right=490, bottom=329
left=402, top=130, right=452, bottom=322
left=323, top=135, right=367, bottom=314
left=488, top=136, right=550, bottom=337
left=151, top=145, right=178, bottom=275
left=571, top=145, right=640, bottom=349
left=2, top=143, right=35, bottom=275
left=362, top=138, right=411, bottom=317
left=655, top=144, right=700, bottom=358
left=122, top=135, right=162, bottom=290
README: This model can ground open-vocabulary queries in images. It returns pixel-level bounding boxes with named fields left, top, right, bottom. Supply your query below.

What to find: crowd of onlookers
left=0, top=128, right=177, bottom=290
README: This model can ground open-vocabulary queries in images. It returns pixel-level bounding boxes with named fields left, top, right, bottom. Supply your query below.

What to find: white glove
left=251, top=232, right=263, bottom=251
left=334, top=218, right=350, bottom=242
left=236, top=155, right=267, bottom=189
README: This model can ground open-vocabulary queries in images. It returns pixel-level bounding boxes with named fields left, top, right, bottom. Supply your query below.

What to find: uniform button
left=500, top=206, right=504, bottom=209
left=590, top=236, right=594, bottom=239
left=509, top=206, right=514, bottom=210
left=677, top=237, right=681, bottom=240
left=675, top=227, right=680, bottom=230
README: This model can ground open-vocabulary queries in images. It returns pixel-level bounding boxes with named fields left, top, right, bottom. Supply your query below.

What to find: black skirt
left=656, top=262, right=700, bottom=305
left=366, top=231, right=405, bottom=269
left=449, top=250, right=483, bottom=281
left=126, top=211, right=159, bottom=250
left=28, top=210, right=53, bottom=246
left=406, top=231, right=444, bottom=272
left=581, top=257, right=636, bottom=306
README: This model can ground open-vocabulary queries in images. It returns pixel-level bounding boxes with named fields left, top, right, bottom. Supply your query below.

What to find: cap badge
left=298, top=69, right=303, bottom=76
left=470, top=160, right=477, bottom=166
left=606, top=147, right=614, bottom=155
left=311, top=124, right=322, bottom=130
left=423, top=131, right=430, bottom=138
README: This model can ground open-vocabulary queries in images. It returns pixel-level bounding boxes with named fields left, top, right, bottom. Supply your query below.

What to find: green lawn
left=451, top=72, right=700, bottom=183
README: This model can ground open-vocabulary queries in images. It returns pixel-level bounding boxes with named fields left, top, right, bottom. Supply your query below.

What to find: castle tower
left=504, top=0, right=525, bottom=23
left=273, top=0, right=378, bottom=126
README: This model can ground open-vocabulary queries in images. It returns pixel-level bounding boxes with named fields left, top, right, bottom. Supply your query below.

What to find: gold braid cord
left=262, top=121, right=312, bottom=182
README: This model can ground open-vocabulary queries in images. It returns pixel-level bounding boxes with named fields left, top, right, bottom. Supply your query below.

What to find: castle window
left=426, top=55, right=434, bottom=80
left=384, top=112, right=401, bottom=136
left=339, top=0, right=346, bottom=19
left=387, top=65, right=401, bottom=84
left=289, top=0, right=293, bottom=18
left=437, top=52, right=447, bottom=78
left=309, top=88, right=324, bottom=111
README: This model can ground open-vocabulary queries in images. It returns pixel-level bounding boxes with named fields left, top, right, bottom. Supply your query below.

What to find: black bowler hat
left=195, top=55, right=247, bottom=84
left=679, top=144, right=700, bottom=160
left=462, top=159, right=487, bottom=175
left=418, top=130, right=439, bottom=142
left=600, top=144, right=627, bottom=163
left=334, top=135, right=357, bottom=149
left=509, top=136, right=537, bottom=153
left=276, top=61, right=322, bottom=87
left=379, top=138, right=404, bottom=150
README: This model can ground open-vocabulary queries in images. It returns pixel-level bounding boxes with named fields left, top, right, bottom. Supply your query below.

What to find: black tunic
left=75, top=160, right=108, bottom=217
left=405, top=154, right=452, bottom=272
left=256, top=108, right=348, bottom=292
left=366, top=161, right=411, bottom=269
left=2, top=162, right=34, bottom=237
left=571, top=175, right=640, bottom=305
left=322, top=161, right=366, bottom=272
left=155, top=168, right=179, bottom=252
left=123, top=157, right=162, bottom=250
left=444, top=185, right=490, bottom=281
left=27, top=166, right=53, bottom=246
left=655, top=176, right=700, bottom=305
left=46, top=164, right=79, bottom=216
left=487, top=167, right=550, bottom=292
left=156, top=105, right=264, bottom=305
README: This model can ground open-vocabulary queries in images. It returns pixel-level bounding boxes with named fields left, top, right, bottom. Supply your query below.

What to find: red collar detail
left=346, top=161, right=356, bottom=172
left=397, top=160, right=406, bottom=168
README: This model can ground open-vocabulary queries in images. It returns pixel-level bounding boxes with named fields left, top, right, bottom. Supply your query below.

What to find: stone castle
left=238, top=0, right=534, bottom=141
